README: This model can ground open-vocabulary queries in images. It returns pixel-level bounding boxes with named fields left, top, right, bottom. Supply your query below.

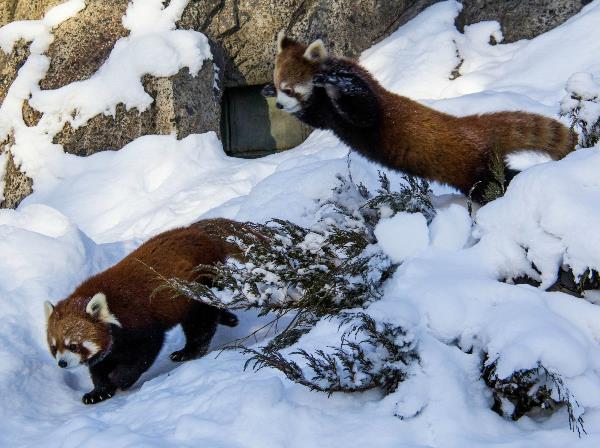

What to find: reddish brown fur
left=47, top=295, right=111, bottom=360
left=50, top=219, right=237, bottom=332
left=46, top=219, right=252, bottom=403
left=274, top=38, right=578, bottom=195
left=47, top=218, right=251, bottom=360
left=275, top=43, right=316, bottom=92
left=374, top=94, right=577, bottom=193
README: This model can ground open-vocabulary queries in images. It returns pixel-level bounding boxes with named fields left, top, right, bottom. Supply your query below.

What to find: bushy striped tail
left=483, top=111, right=577, bottom=161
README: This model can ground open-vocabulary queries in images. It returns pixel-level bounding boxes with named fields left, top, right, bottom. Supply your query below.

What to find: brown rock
left=22, top=100, right=42, bottom=127
left=0, top=135, right=33, bottom=209
left=40, top=0, right=130, bottom=90
left=0, top=0, right=17, bottom=27
left=52, top=63, right=220, bottom=156
left=1, top=0, right=64, bottom=27
left=0, top=40, right=30, bottom=105
left=39, top=0, right=219, bottom=154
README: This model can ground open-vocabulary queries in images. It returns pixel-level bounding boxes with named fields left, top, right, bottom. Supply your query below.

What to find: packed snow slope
left=1, top=1, right=600, bottom=446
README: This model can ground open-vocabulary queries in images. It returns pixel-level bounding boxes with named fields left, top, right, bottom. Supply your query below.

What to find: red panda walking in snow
left=263, top=33, right=577, bottom=199
left=45, top=219, right=242, bottom=404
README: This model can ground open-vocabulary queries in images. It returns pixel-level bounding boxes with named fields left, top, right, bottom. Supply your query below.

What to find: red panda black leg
left=108, top=332, right=164, bottom=390
left=84, top=361, right=118, bottom=405
left=261, top=83, right=276, bottom=98
left=469, top=164, right=520, bottom=204
left=170, top=304, right=219, bottom=362
left=83, top=387, right=116, bottom=405
left=313, top=67, right=378, bottom=128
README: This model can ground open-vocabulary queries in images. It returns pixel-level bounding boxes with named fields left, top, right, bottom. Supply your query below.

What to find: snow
left=476, top=147, right=600, bottom=287
left=361, top=0, right=600, bottom=119
left=504, top=150, right=554, bottom=171
left=565, top=72, right=600, bottom=101
left=428, top=204, right=472, bottom=251
left=375, top=212, right=430, bottom=263
left=0, top=0, right=84, bottom=54
left=561, top=72, right=600, bottom=144
left=1, top=0, right=600, bottom=446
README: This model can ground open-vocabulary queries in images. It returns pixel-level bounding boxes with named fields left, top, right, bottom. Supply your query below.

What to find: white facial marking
left=294, top=83, right=312, bottom=100
left=51, top=338, right=56, bottom=346
left=276, top=90, right=301, bottom=113
left=82, top=340, right=100, bottom=357
left=56, top=349, right=82, bottom=369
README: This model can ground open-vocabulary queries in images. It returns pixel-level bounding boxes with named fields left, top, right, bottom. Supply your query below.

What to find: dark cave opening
left=220, top=85, right=311, bottom=158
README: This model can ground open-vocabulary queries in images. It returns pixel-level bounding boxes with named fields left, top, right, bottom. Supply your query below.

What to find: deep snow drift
left=1, top=1, right=600, bottom=447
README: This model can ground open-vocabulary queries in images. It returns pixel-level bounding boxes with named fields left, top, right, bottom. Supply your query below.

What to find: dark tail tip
left=218, top=309, right=239, bottom=327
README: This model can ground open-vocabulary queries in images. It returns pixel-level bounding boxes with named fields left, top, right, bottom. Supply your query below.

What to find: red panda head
left=271, top=32, right=329, bottom=113
left=45, top=292, right=120, bottom=369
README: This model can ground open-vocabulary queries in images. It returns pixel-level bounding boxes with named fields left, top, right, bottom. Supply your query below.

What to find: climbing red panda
left=263, top=33, right=577, bottom=200
left=45, top=218, right=244, bottom=405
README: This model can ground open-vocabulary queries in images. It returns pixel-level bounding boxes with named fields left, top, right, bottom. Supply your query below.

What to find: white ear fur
left=86, top=293, right=121, bottom=327
left=277, top=30, right=287, bottom=53
left=44, top=301, right=54, bottom=322
left=303, top=39, right=328, bottom=62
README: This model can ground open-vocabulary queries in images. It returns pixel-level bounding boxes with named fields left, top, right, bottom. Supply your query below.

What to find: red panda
left=263, top=33, right=577, bottom=200
left=45, top=218, right=244, bottom=405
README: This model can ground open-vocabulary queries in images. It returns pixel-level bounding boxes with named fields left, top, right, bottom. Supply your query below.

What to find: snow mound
left=375, top=212, right=429, bottom=263
left=476, top=147, right=600, bottom=287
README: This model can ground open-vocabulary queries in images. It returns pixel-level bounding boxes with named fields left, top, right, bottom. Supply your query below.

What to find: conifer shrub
left=561, top=72, right=600, bottom=148
left=480, top=148, right=508, bottom=204
left=161, top=168, right=587, bottom=432
left=483, top=358, right=586, bottom=436
left=242, top=313, right=418, bottom=395
left=161, top=170, right=431, bottom=395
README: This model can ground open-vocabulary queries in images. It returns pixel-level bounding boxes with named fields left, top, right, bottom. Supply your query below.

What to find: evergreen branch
left=482, top=357, right=586, bottom=437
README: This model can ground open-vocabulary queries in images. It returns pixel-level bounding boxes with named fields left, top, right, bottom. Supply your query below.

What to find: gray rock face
left=0, top=40, right=33, bottom=208
left=178, top=0, right=439, bottom=87
left=0, top=40, right=29, bottom=105
left=0, top=136, right=32, bottom=209
left=37, top=0, right=221, bottom=156
left=53, top=64, right=221, bottom=156
left=40, top=0, right=129, bottom=90
left=457, top=0, right=591, bottom=43
left=0, top=0, right=220, bottom=206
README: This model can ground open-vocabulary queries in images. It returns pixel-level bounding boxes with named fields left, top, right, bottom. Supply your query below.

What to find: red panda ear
left=44, top=301, right=54, bottom=322
left=303, top=39, right=328, bottom=63
left=86, top=293, right=121, bottom=327
left=277, top=30, right=294, bottom=53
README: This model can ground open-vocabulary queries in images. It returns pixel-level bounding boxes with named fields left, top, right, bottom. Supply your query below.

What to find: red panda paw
left=82, top=387, right=116, bottom=405
left=313, top=73, right=330, bottom=87
left=261, top=83, right=276, bottom=98
left=170, top=348, right=204, bottom=362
